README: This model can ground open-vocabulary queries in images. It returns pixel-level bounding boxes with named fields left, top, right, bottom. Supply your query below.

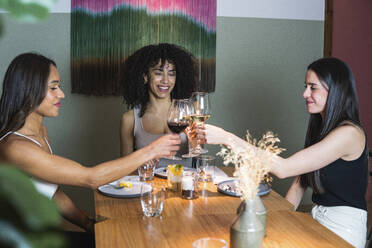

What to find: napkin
left=213, top=166, right=234, bottom=185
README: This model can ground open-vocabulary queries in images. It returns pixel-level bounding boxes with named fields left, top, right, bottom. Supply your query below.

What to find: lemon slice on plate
left=119, top=181, right=133, bottom=189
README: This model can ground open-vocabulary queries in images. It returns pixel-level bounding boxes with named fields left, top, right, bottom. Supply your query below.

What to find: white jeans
left=311, top=204, right=367, bottom=248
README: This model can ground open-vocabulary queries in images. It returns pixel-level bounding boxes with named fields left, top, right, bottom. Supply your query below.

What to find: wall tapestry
left=71, top=0, right=216, bottom=96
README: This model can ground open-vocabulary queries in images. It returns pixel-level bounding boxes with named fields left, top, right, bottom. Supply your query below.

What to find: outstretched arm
left=201, top=124, right=365, bottom=179
left=4, top=134, right=181, bottom=189
left=200, top=124, right=251, bottom=150
left=271, top=124, right=365, bottom=178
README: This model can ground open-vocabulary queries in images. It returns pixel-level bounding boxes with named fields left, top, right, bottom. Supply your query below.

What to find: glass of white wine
left=182, top=99, right=199, bottom=158
left=190, top=92, right=210, bottom=154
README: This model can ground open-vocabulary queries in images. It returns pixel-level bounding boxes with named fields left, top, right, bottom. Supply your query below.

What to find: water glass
left=181, top=171, right=199, bottom=200
left=167, top=164, right=183, bottom=193
left=138, top=161, right=156, bottom=181
left=195, top=155, right=215, bottom=182
left=192, top=238, right=228, bottom=248
left=140, top=184, right=165, bottom=217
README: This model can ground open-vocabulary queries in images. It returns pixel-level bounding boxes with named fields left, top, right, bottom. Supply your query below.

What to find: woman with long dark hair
left=199, top=57, right=368, bottom=248
left=0, top=53, right=180, bottom=233
left=120, top=43, right=197, bottom=166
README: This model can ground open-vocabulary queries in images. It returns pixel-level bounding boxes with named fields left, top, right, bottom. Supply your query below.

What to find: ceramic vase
left=254, top=195, right=267, bottom=236
left=236, top=195, right=267, bottom=235
left=231, top=198, right=264, bottom=248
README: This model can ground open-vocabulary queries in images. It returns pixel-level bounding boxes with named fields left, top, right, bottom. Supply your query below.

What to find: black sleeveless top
left=312, top=144, right=368, bottom=210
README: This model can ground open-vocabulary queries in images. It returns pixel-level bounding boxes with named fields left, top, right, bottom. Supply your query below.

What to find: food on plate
left=119, top=181, right=133, bottom=189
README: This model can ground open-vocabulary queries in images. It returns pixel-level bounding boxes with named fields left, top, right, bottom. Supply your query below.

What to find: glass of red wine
left=167, top=99, right=191, bottom=160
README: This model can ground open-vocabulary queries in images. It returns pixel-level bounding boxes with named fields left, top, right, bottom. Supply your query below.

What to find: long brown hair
left=299, top=57, right=364, bottom=193
left=0, top=53, right=56, bottom=137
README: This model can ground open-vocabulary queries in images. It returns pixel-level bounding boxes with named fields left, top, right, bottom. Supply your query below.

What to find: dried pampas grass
left=217, top=131, right=285, bottom=201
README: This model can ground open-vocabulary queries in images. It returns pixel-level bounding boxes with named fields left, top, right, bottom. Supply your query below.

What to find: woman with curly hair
left=120, top=43, right=197, bottom=166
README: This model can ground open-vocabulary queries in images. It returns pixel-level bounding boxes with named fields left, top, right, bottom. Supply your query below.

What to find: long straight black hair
left=299, top=57, right=364, bottom=193
left=0, top=53, right=56, bottom=137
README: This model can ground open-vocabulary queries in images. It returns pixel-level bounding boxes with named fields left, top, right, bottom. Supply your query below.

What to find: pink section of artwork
left=71, top=0, right=216, bottom=30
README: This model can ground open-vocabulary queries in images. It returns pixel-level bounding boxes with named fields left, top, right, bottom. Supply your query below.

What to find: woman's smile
left=157, top=85, right=171, bottom=92
left=148, top=60, right=176, bottom=98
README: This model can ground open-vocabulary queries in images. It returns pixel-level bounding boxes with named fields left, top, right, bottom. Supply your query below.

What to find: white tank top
left=0, top=131, right=58, bottom=199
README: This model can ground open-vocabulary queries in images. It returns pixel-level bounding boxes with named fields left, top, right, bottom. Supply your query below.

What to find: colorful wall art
left=71, top=0, right=216, bottom=96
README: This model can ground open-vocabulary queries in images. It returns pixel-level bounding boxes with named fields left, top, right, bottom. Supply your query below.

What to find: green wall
left=0, top=14, right=323, bottom=214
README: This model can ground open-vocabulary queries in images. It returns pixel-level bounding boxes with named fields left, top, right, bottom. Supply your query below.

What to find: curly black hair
left=121, top=43, right=198, bottom=117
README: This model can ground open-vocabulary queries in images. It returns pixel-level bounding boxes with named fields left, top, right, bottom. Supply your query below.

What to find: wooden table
left=94, top=167, right=352, bottom=247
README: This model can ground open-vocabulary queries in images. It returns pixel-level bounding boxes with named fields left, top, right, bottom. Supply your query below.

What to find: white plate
left=98, top=180, right=151, bottom=198
left=217, top=179, right=270, bottom=197
left=119, top=175, right=140, bottom=182
left=154, top=167, right=196, bottom=179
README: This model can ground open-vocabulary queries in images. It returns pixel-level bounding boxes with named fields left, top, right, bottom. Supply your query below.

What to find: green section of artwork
left=71, top=8, right=216, bottom=60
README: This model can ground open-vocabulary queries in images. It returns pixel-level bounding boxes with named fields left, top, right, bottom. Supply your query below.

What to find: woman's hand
left=184, top=123, right=197, bottom=139
left=144, top=158, right=160, bottom=168
left=196, top=124, right=229, bottom=145
left=148, top=134, right=181, bottom=159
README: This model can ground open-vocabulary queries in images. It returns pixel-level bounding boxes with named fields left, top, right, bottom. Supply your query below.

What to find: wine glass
left=190, top=92, right=210, bottom=154
left=167, top=99, right=191, bottom=160
left=182, top=99, right=199, bottom=158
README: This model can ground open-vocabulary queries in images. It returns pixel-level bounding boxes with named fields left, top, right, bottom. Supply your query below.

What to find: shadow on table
left=165, top=188, right=227, bottom=199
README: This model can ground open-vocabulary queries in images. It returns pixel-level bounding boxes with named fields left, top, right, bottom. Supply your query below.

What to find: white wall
left=47, top=0, right=324, bottom=20
left=217, top=0, right=324, bottom=20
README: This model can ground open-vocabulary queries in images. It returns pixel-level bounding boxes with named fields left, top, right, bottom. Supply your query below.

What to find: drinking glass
left=181, top=170, right=199, bottom=199
left=195, top=155, right=215, bottom=182
left=138, top=160, right=157, bottom=181
left=192, top=238, right=227, bottom=248
left=167, top=164, right=183, bottom=193
left=190, top=92, right=211, bottom=154
left=167, top=99, right=192, bottom=160
left=182, top=99, right=199, bottom=158
left=140, top=184, right=165, bottom=217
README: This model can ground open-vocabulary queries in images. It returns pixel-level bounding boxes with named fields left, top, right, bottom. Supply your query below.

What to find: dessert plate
left=217, top=179, right=270, bottom=197
left=154, top=167, right=196, bottom=179
left=98, top=177, right=150, bottom=198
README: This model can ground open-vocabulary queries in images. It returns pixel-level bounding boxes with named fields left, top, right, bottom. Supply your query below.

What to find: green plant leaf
left=27, top=231, right=65, bottom=248
left=0, top=165, right=61, bottom=230
left=0, top=0, right=58, bottom=22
